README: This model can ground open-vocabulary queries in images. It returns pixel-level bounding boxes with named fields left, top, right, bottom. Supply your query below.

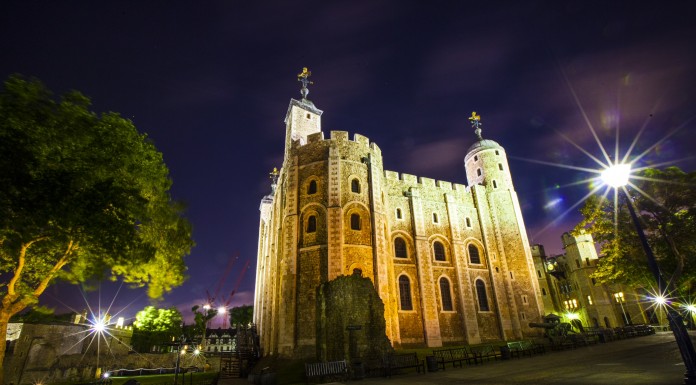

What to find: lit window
left=587, top=295, right=593, bottom=305
left=476, top=280, right=489, bottom=311
left=399, top=276, right=413, bottom=310
left=440, top=278, right=453, bottom=311
left=351, top=179, right=361, bottom=193
left=394, top=238, right=407, bottom=258
left=350, top=213, right=361, bottom=230
left=307, top=180, right=317, bottom=194
left=307, top=215, right=316, bottom=233
left=468, top=244, right=481, bottom=264
left=433, top=241, right=446, bottom=261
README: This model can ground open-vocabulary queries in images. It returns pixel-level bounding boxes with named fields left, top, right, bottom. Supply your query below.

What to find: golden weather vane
left=469, top=111, right=483, bottom=140
left=298, top=67, right=313, bottom=99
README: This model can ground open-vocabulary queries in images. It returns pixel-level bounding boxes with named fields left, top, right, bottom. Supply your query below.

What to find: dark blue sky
left=2, top=1, right=695, bottom=324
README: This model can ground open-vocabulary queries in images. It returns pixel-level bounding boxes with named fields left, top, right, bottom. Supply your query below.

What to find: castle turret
left=464, top=112, right=513, bottom=190
left=284, top=68, right=323, bottom=158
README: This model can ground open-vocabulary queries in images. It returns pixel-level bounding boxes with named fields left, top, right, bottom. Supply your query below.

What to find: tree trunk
left=0, top=309, right=13, bottom=385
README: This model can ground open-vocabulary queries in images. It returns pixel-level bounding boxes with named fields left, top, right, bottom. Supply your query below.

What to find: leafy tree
left=190, top=305, right=216, bottom=344
left=574, top=167, right=696, bottom=294
left=134, top=306, right=183, bottom=333
left=132, top=306, right=183, bottom=352
left=229, top=305, right=253, bottom=328
left=0, top=75, right=193, bottom=382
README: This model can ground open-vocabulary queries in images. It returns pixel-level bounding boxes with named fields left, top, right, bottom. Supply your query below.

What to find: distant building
left=532, top=231, right=653, bottom=329
left=253, top=75, right=544, bottom=358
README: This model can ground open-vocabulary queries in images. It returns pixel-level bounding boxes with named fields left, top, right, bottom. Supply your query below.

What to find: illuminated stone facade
left=532, top=232, right=650, bottom=328
left=253, top=94, right=544, bottom=358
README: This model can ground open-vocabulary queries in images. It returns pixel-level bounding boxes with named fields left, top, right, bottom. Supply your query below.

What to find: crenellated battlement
left=293, top=130, right=382, bottom=155
left=384, top=170, right=467, bottom=191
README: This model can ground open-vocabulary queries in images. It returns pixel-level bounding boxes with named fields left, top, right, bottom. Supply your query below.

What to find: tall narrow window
left=465, top=217, right=471, bottom=227
left=476, top=280, right=490, bottom=311
left=350, top=213, right=361, bottom=230
left=433, top=241, right=446, bottom=261
left=468, top=244, right=481, bottom=264
left=476, top=168, right=482, bottom=176
left=307, top=215, right=316, bottom=233
left=492, top=180, right=498, bottom=188
left=351, top=179, right=361, bottom=193
left=432, top=212, right=438, bottom=223
left=394, top=238, right=407, bottom=258
left=439, top=278, right=453, bottom=311
left=498, top=163, right=503, bottom=171
left=398, top=276, right=413, bottom=310
left=307, top=180, right=317, bottom=194
left=396, top=208, right=402, bottom=219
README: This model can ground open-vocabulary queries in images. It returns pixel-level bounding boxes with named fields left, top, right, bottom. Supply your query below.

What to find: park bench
left=470, top=345, right=501, bottom=362
left=304, top=360, right=349, bottom=384
left=432, top=347, right=478, bottom=369
left=507, top=340, right=545, bottom=358
left=384, top=353, right=425, bottom=377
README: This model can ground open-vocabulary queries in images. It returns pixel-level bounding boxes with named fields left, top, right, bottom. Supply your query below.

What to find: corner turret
left=463, top=112, right=514, bottom=190
left=284, top=68, right=323, bottom=157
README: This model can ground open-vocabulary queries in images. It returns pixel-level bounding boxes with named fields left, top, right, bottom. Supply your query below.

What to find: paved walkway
left=220, top=331, right=694, bottom=385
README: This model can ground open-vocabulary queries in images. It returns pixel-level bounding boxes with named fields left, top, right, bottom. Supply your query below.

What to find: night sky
left=2, top=1, right=695, bottom=324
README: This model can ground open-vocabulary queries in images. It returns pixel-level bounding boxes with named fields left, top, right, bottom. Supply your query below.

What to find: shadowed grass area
left=50, top=372, right=219, bottom=385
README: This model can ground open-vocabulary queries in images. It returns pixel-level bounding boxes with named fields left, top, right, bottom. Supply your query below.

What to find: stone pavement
left=219, top=331, right=695, bottom=385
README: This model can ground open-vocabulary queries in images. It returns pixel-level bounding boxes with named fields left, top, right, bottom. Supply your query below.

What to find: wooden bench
left=432, top=347, right=477, bottom=370
left=507, top=340, right=545, bottom=358
left=305, top=360, right=349, bottom=384
left=385, top=353, right=425, bottom=377
left=470, top=345, right=501, bottom=362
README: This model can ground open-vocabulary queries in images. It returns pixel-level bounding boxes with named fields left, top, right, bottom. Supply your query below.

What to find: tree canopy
left=0, top=74, right=193, bottom=382
left=134, top=305, right=183, bottom=333
left=229, top=305, right=253, bottom=328
left=574, top=167, right=696, bottom=294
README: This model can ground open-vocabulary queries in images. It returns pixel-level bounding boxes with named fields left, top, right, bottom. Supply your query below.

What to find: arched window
left=396, top=208, right=402, bottom=219
left=468, top=244, right=481, bottom=264
left=307, top=215, right=316, bottom=233
left=476, top=280, right=490, bottom=311
left=350, top=213, right=361, bottom=230
left=398, top=276, right=413, bottom=310
left=433, top=241, right=446, bottom=261
left=351, top=179, right=361, bottom=193
left=307, top=180, right=317, bottom=194
left=439, top=278, right=453, bottom=311
left=394, top=238, right=407, bottom=258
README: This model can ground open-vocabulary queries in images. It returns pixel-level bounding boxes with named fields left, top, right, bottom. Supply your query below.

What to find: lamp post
left=614, top=292, right=629, bottom=325
left=602, top=164, right=696, bottom=384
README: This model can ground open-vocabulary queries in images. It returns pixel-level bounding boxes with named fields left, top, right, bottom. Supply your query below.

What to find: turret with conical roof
left=463, top=112, right=514, bottom=191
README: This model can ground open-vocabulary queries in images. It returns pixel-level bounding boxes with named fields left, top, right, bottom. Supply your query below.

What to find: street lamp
left=601, top=163, right=696, bottom=384
left=614, top=292, right=629, bottom=325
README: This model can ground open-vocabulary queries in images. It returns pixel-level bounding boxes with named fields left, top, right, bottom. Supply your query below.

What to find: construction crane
left=218, top=259, right=251, bottom=329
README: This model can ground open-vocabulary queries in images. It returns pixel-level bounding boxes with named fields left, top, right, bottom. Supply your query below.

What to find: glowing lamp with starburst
left=600, top=163, right=632, bottom=188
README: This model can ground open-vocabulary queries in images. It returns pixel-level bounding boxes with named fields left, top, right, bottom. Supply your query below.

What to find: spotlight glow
left=654, top=295, right=667, bottom=305
left=566, top=312, right=580, bottom=320
left=217, top=306, right=227, bottom=314
left=687, top=304, right=696, bottom=313
left=601, top=163, right=632, bottom=188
